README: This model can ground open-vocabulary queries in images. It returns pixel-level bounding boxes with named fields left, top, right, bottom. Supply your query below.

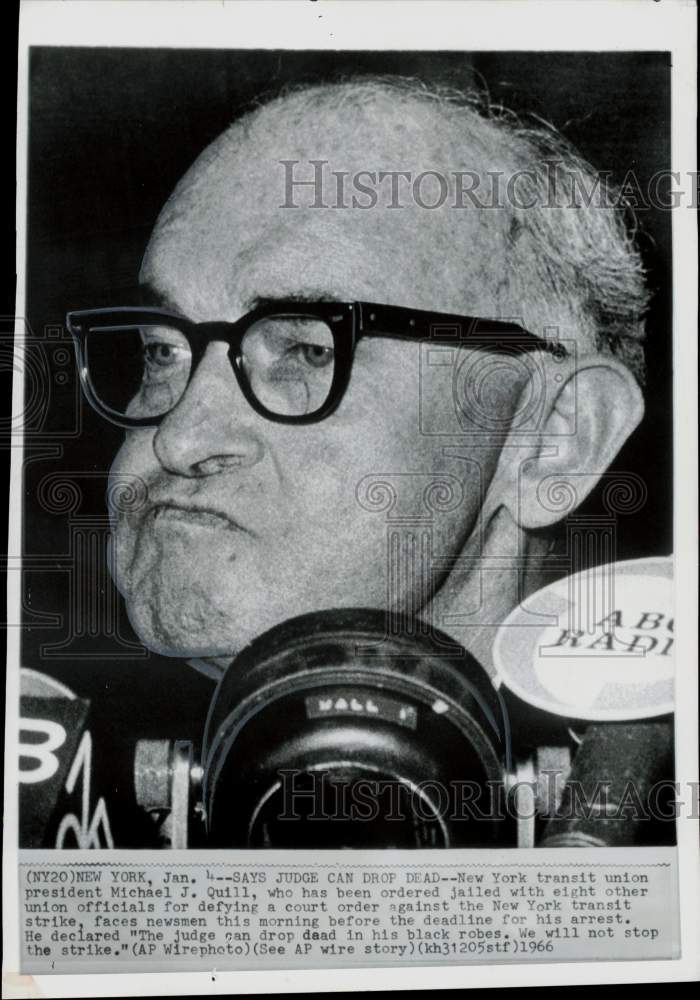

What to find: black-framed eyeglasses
left=66, top=301, right=567, bottom=427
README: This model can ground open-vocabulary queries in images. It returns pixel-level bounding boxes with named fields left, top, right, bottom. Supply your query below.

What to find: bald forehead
left=141, top=89, right=501, bottom=319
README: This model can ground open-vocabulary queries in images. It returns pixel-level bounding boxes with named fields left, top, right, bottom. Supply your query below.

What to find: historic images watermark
left=280, top=160, right=699, bottom=212
left=277, top=770, right=698, bottom=825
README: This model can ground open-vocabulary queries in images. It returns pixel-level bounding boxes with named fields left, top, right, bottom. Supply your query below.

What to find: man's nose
left=152, top=343, right=264, bottom=477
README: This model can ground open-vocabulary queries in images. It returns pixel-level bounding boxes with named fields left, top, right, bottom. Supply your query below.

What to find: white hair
left=164, top=75, right=649, bottom=383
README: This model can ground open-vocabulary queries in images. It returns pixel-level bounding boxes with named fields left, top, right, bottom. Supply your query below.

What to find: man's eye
left=292, top=342, right=334, bottom=369
left=143, top=342, right=188, bottom=368
left=242, top=317, right=335, bottom=388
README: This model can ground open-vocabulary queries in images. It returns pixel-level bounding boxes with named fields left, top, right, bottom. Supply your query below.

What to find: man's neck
left=423, top=506, right=551, bottom=677
left=187, top=510, right=551, bottom=682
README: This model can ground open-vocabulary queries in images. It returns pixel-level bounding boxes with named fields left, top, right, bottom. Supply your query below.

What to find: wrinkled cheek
left=107, top=436, right=157, bottom=592
left=111, top=534, right=192, bottom=648
left=108, top=509, right=165, bottom=611
left=107, top=519, right=139, bottom=599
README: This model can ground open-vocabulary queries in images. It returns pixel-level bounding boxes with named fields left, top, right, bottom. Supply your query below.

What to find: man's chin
left=124, top=595, right=256, bottom=660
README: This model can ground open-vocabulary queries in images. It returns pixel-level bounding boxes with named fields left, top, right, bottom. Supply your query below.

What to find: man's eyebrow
left=248, top=291, right=345, bottom=310
left=138, top=285, right=348, bottom=317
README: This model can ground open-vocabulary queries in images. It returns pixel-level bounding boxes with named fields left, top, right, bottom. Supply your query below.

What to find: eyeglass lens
left=83, top=315, right=336, bottom=421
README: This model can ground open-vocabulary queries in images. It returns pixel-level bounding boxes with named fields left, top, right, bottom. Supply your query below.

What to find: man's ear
left=504, top=355, right=645, bottom=531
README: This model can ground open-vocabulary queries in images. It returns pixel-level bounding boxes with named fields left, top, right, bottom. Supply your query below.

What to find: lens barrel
left=202, top=609, right=512, bottom=848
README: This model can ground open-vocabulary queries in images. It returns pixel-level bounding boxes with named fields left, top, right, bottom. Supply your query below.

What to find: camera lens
left=202, top=609, right=512, bottom=848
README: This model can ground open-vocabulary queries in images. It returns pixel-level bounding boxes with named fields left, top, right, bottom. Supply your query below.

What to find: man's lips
left=149, top=502, right=251, bottom=534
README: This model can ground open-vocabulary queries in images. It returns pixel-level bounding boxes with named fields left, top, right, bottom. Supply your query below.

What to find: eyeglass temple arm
left=356, top=302, right=567, bottom=355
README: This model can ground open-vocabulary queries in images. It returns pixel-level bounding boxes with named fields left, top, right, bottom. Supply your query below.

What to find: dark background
left=22, top=49, right=672, bottom=753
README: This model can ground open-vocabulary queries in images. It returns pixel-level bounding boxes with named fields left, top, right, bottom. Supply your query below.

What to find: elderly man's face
left=108, top=120, right=520, bottom=658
